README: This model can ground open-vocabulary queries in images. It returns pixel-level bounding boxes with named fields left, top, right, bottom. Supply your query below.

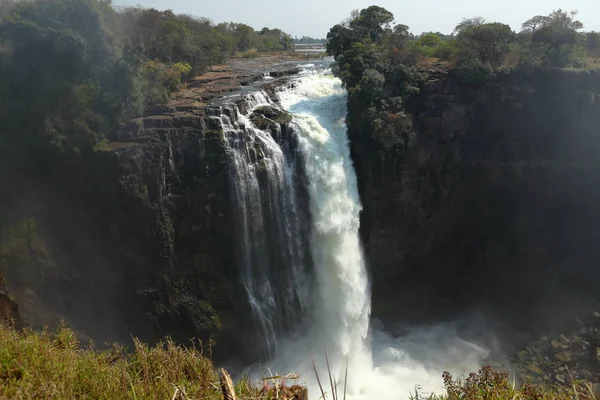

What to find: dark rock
left=249, top=106, right=293, bottom=139
left=347, top=67, right=600, bottom=339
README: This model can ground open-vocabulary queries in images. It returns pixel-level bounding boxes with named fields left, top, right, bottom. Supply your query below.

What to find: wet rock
left=249, top=106, right=293, bottom=138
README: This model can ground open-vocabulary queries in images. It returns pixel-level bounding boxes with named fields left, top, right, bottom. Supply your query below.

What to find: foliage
left=526, top=9, right=585, bottom=67
left=456, top=22, right=514, bottom=69
left=0, top=0, right=294, bottom=180
left=587, top=32, right=600, bottom=62
left=0, top=323, right=267, bottom=400
left=419, top=33, right=442, bottom=48
left=348, top=5, right=394, bottom=42
left=418, top=365, right=596, bottom=400
left=292, top=36, right=326, bottom=44
left=327, top=6, right=424, bottom=150
left=240, top=48, right=260, bottom=58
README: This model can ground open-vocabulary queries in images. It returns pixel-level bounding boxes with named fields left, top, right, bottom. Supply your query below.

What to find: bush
left=0, top=324, right=269, bottom=400
left=427, top=365, right=595, bottom=400
left=433, top=40, right=458, bottom=61
left=240, top=48, right=260, bottom=58
left=455, top=57, right=494, bottom=86
left=139, top=60, right=192, bottom=106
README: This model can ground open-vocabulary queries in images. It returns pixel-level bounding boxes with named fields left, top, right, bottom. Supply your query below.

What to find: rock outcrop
left=348, top=66, right=600, bottom=337
left=0, top=59, right=300, bottom=361
left=0, top=276, right=21, bottom=329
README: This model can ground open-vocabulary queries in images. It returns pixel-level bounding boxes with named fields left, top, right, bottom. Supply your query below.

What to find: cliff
left=0, top=59, right=299, bottom=360
left=349, top=65, right=600, bottom=337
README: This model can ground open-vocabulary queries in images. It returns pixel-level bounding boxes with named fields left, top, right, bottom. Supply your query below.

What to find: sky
left=114, top=0, right=600, bottom=38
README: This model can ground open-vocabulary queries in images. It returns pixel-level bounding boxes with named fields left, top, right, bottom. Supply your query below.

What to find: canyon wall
left=349, top=66, right=600, bottom=336
left=0, top=69, right=296, bottom=361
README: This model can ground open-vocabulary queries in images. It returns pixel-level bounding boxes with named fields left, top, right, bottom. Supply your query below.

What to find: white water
left=220, top=90, right=311, bottom=358
left=243, top=66, right=493, bottom=399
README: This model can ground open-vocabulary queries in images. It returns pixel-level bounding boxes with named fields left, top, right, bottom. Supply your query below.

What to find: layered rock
left=0, top=60, right=300, bottom=361
left=348, top=66, right=600, bottom=337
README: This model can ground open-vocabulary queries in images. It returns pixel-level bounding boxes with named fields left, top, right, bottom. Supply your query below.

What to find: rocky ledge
left=0, top=55, right=305, bottom=362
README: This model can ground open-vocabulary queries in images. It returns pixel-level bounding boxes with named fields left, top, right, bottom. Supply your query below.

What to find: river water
left=223, top=62, right=491, bottom=398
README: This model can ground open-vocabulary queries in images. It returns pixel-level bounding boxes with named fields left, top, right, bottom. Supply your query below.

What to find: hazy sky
left=114, top=0, right=600, bottom=38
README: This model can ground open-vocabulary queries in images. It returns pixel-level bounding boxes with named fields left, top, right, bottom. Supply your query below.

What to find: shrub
left=241, top=48, right=260, bottom=58
left=0, top=323, right=273, bottom=400
left=433, top=40, right=458, bottom=61
left=455, top=57, right=494, bottom=86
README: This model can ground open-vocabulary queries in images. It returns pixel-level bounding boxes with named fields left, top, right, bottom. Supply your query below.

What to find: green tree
left=326, top=24, right=358, bottom=59
left=587, top=32, right=600, bottom=62
left=348, top=5, right=394, bottom=42
left=454, top=17, right=486, bottom=34
left=528, top=9, right=584, bottom=67
left=419, top=33, right=442, bottom=48
left=457, top=22, right=514, bottom=69
left=0, top=0, right=128, bottom=159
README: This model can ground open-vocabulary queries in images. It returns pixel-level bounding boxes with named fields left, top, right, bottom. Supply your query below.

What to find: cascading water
left=223, top=64, right=491, bottom=398
left=218, top=90, right=312, bottom=358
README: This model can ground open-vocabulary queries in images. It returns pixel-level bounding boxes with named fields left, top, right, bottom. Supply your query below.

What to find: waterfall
left=219, top=90, right=312, bottom=358
left=223, top=65, right=490, bottom=398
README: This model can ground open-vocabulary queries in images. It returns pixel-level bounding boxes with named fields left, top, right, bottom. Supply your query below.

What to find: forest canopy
left=0, top=0, right=293, bottom=173
left=326, top=6, right=600, bottom=149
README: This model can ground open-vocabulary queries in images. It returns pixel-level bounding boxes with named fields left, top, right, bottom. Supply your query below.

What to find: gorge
left=2, top=2, right=600, bottom=398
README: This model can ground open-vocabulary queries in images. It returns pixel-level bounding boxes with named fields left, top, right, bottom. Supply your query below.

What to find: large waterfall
left=221, top=63, right=490, bottom=398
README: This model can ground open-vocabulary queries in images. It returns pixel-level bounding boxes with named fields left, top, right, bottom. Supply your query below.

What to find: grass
left=0, top=323, right=250, bottom=400
left=240, top=48, right=260, bottom=59
left=0, top=324, right=597, bottom=399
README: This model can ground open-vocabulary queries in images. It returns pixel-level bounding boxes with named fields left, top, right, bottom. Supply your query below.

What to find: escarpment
left=0, top=62, right=300, bottom=361
left=348, top=66, right=600, bottom=335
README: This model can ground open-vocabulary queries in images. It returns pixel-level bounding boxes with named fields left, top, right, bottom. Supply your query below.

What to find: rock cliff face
left=0, top=61, right=299, bottom=361
left=349, top=67, right=600, bottom=336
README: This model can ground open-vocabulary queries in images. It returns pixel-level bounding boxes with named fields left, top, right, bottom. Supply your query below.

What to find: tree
left=326, top=24, right=357, bottom=59
left=349, top=5, right=394, bottom=42
left=419, top=32, right=442, bottom=48
left=457, top=23, right=514, bottom=69
left=454, top=17, right=486, bottom=34
left=521, top=15, right=548, bottom=33
left=529, top=9, right=584, bottom=67
left=587, top=32, right=600, bottom=62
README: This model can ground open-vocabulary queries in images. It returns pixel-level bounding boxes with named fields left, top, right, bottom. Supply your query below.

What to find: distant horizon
left=113, top=0, right=600, bottom=39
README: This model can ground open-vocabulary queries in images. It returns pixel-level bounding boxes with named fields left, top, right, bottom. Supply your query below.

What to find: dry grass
left=1, top=324, right=597, bottom=399
left=0, top=323, right=238, bottom=400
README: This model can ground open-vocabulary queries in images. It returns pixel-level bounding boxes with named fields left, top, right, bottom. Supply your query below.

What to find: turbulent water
left=222, top=63, right=491, bottom=398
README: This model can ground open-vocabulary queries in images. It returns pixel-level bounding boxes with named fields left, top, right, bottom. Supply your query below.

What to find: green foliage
left=455, top=57, right=494, bottom=86
left=328, top=6, right=424, bottom=150
left=348, top=5, right=394, bottom=42
left=419, top=33, right=442, bottom=48
left=240, top=48, right=260, bottom=58
left=456, top=22, right=515, bottom=69
left=0, top=0, right=294, bottom=179
left=525, top=9, right=585, bottom=67
left=423, top=365, right=594, bottom=400
left=433, top=40, right=458, bottom=60
left=292, top=36, right=326, bottom=44
left=587, top=32, right=600, bottom=62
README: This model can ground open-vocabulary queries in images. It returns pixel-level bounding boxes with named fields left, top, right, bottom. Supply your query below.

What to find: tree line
left=326, top=6, right=600, bottom=149
left=0, top=0, right=293, bottom=176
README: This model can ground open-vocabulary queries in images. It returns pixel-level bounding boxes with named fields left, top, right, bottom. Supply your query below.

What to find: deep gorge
left=351, top=66, right=600, bottom=339
left=2, top=59, right=600, bottom=395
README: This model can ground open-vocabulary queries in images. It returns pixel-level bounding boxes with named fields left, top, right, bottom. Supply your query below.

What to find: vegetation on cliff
left=0, top=0, right=295, bottom=362
left=0, top=0, right=294, bottom=166
left=325, top=5, right=600, bottom=150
